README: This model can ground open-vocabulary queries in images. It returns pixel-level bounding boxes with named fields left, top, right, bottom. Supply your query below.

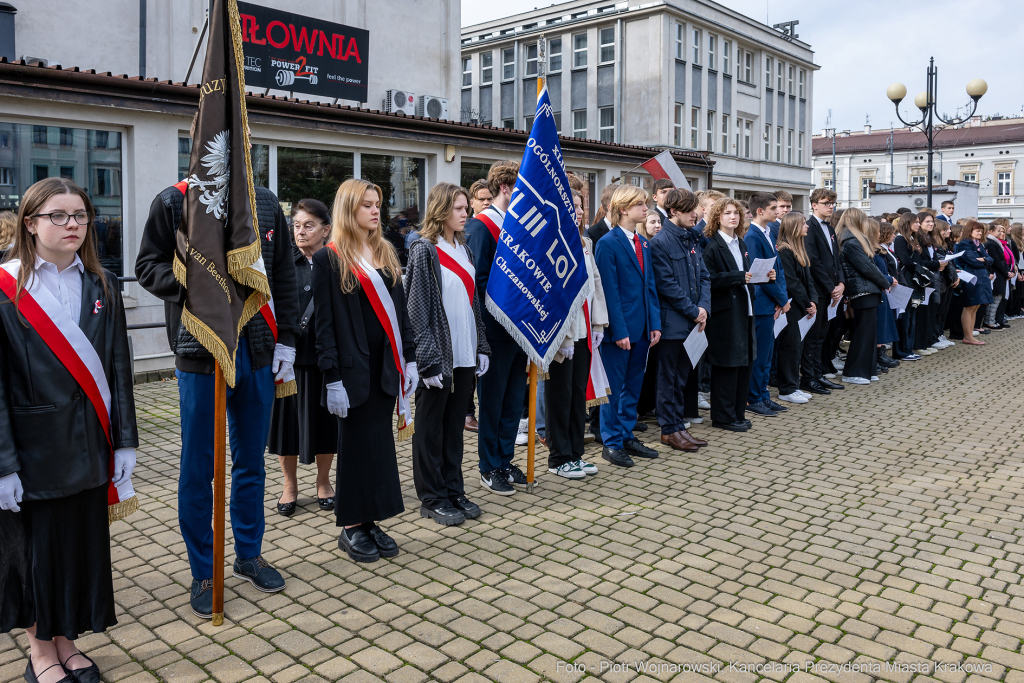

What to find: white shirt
left=815, top=216, right=833, bottom=253
left=34, top=254, right=85, bottom=326
left=437, top=240, right=477, bottom=368
left=617, top=225, right=635, bottom=241
left=752, top=221, right=776, bottom=253
left=722, top=232, right=753, bottom=316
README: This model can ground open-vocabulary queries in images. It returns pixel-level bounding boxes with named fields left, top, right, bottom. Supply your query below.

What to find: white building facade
left=460, top=0, right=817, bottom=207
left=812, top=117, right=1024, bottom=221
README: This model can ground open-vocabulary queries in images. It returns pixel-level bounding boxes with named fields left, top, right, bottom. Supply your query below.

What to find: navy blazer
left=746, top=222, right=788, bottom=315
left=650, top=222, right=711, bottom=340
left=767, top=220, right=780, bottom=244
left=595, top=226, right=661, bottom=343
left=955, top=239, right=993, bottom=275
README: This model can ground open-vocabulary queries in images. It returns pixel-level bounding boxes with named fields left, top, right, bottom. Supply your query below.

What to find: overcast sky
left=462, top=0, right=1024, bottom=134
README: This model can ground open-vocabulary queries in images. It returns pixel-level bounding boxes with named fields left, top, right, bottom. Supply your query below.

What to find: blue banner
left=485, top=84, right=589, bottom=371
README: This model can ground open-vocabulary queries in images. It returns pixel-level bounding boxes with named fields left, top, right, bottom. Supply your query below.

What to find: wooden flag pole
left=526, top=363, right=538, bottom=493
left=211, top=362, right=227, bottom=626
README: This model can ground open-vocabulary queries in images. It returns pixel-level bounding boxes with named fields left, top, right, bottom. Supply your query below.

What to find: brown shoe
left=680, top=429, right=708, bottom=447
left=661, top=432, right=699, bottom=452
left=539, top=436, right=547, bottom=448
left=465, top=416, right=479, bottom=432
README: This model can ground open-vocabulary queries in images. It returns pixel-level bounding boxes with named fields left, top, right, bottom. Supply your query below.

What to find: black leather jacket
left=135, top=185, right=299, bottom=374
left=840, top=235, right=891, bottom=300
left=0, top=268, right=139, bottom=500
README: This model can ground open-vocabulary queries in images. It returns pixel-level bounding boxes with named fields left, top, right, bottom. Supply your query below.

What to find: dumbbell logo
left=276, top=56, right=318, bottom=87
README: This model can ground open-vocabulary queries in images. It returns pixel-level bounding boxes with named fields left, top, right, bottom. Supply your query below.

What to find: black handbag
left=911, top=265, right=935, bottom=290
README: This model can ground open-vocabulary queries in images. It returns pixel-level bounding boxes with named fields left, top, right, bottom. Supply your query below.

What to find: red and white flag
left=641, top=150, right=691, bottom=191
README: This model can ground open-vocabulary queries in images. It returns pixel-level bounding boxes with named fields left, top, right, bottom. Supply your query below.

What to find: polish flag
left=640, top=150, right=692, bottom=191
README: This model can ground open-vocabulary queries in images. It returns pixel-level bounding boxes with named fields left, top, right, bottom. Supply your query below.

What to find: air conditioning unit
left=384, top=89, right=416, bottom=116
left=417, top=95, right=449, bottom=120
left=914, top=198, right=925, bottom=207
left=20, top=55, right=50, bottom=67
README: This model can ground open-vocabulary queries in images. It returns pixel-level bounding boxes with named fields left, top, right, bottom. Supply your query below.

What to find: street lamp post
left=887, top=57, right=987, bottom=209
left=823, top=127, right=837, bottom=201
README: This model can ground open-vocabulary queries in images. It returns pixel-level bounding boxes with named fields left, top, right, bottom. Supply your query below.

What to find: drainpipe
left=513, top=39, right=518, bottom=129
left=139, top=0, right=146, bottom=78
left=616, top=17, right=623, bottom=143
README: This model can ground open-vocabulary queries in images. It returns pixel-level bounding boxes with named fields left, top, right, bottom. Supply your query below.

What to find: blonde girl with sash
left=0, top=178, right=138, bottom=683
left=312, top=179, right=417, bottom=563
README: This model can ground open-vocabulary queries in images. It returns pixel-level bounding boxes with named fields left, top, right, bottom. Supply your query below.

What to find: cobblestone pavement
left=3, top=330, right=1024, bottom=683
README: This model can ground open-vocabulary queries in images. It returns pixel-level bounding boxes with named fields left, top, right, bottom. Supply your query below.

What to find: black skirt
left=268, top=363, right=338, bottom=463
left=334, top=281, right=404, bottom=527
left=0, top=484, right=116, bottom=640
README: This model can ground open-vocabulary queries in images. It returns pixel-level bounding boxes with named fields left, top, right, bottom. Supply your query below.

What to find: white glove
left=559, top=345, right=575, bottom=360
left=326, top=380, right=350, bottom=418
left=592, top=327, right=604, bottom=346
left=272, top=344, right=296, bottom=383
left=0, top=472, right=24, bottom=512
left=112, top=448, right=137, bottom=487
left=404, top=362, right=418, bottom=396
left=424, top=374, right=444, bottom=389
left=476, top=354, right=490, bottom=377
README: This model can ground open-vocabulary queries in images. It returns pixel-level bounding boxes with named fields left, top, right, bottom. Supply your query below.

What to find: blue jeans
left=175, top=341, right=275, bottom=580
left=748, top=314, right=776, bottom=404
left=599, top=335, right=650, bottom=450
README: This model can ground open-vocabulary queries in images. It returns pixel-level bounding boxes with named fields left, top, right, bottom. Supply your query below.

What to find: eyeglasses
left=814, top=201, right=836, bottom=207
left=29, top=211, right=90, bottom=226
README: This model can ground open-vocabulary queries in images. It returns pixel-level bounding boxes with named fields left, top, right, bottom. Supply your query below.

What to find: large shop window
left=461, top=161, right=490, bottom=191
left=179, top=139, right=269, bottom=191
left=1, top=123, right=124, bottom=275
left=361, top=154, right=425, bottom=228
left=276, top=146, right=349, bottom=213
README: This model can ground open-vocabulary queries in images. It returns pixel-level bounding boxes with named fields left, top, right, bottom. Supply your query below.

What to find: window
left=998, top=171, right=1012, bottom=196
left=777, top=62, right=784, bottom=91
left=95, top=131, right=109, bottom=149
left=707, top=110, right=715, bottom=150
left=599, top=107, right=614, bottom=142
left=961, top=171, right=977, bottom=183
left=707, top=35, right=716, bottom=70
left=277, top=146, right=351, bottom=209
left=34, top=165, right=48, bottom=182
left=549, top=38, right=562, bottom=72
left=599, top=27, right=615, bottom=63
left=691, top=107, right=699, bottom=148
left=502, top=47, right=515, bottom=80
left=722, top=114, right=729, bottom=153
left=798, top=69, right=806, bottom=98
left=59, top=128, right=73, bottom=148
left=911, top=175, right=926, bottom=186
left=462, top=57, right=472, bottom=87
left=692, top=28, right=700, bottom=64
left=861, top=178, right=871, bottom=200
left=763, top=123, right=770, bottom=158
left=735, top=117, right=742, bottom=155
left=60, top=166, right=74, bottom=180
left=502, top=119, right=514, bottom=129
left=675, top=24, right=684, bottom=60
left=0, top=132, right=8, bottom=148
left=573, top=33, right=587, bottom=68
left=0, top=168, right=11, bottom=185
left=723, top=40, right=731, bottom=74
left=798, top=132, right=804, bottom=166
left=824, top=175, right=834, bottom=191
left=776, top=126, right=782, bottom=161
left=525, top=43, right=538, bottom=76
left=673, top=104, right=683, bottom=146
left=524, top=115, right=534, bottom=130
left=33, top=125, right=47, bottom=145
left=572, top=110, right=587, bottom=138
left=743, top=120, right=752, bottom=159
left=481, top=52, right=493, bottom=84
left=788, top=65, right=794, bottom=94
left=553, top=112, right=561, bottom=133
left=743, top=51, right=752, bottom=82
left=360, top=154, right=425, bottom=228
left=787, top=129, right=793, bottom=164
left=765, top=56, right=773, bottom=88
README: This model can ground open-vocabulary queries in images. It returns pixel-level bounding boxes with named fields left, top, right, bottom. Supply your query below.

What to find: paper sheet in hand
left=888, top=284, right=914, bottom=311
left=747, top=257, right=776, bottom=284
left=922, top=287, right=935, bottom=305
left=826, top=299, right=839, bottom=320
left=798, top=312, right=816, bottom=340
left=773, top=299, right=792, bottom=338
left=683, top=328, right=708, bottom=367
left=959, top=270, right=977, bottom=284
left=940, top=251, right=964, bottom=263
left=1007, top=282, right=1011, bottom=298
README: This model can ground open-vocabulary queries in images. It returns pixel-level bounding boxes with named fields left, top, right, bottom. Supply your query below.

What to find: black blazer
left=312, top=249, right=415, bottom=409
left=892, top=234, right=923, bottom=291
left=778, top=248, right=818, bottom=316
left=985, top=236, right=1011, bottom=295
left=805, top=215, right=844, bottom=299
left=292, top=245, right=319, bottom=366
left=587, top=217, right=611, bottom=245
left=702, top=231, right=757, bottom=367
left=0, top=268, right=139, bottom=501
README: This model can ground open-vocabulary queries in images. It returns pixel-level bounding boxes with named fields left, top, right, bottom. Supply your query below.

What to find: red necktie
left=633, top=234, right=644, bottom=274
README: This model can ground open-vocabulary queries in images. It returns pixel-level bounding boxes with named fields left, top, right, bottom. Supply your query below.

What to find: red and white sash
left=582, top=299, right=611, bottom=407
left=475, top=206, right=504, bottom=243
left=259, top=298, right=296, bottom=398
left=0, top=260, right=137, bottom=523
left=436, top=240, right=475, bottom=305
left=328, top=245, right=413, bottom=440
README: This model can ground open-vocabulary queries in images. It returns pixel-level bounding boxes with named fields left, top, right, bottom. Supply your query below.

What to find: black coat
left=840, top=235, right=891, bottom=304
left=0, top=268, right=139, bottom=501
left=291, top=246, right=320, bottom=366
left=587, top=217, right=612, bottom=245
left=778, top=248, right=818, bottom=316
left=985, top=236, right=1011, bottom=296
left=312, top=248, right=415, bottom=409
left=892, top=234, right=924, bottom=291
left=702, top=231, right=757, bottom=367
left=805, top=215, right=844, bottom=300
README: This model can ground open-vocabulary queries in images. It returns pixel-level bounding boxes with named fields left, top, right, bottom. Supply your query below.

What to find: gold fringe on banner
left=585, top=395, right=610, bottom=408
left=275, top=380, right=297, bottom=398
left=173, top=254, right=187, bottom=287
left=181, top=306, right=238, bottom=387
left=108, top=495, right=139, bottom=525
left=227, top=241, right=270, bottom=294
left=538, top=371, right=550, bottom=381
left=397, top=419, right=414, bottom=442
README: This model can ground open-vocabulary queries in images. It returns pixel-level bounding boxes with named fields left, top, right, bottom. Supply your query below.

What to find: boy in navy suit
left=595, top=186, right=662, bottom=467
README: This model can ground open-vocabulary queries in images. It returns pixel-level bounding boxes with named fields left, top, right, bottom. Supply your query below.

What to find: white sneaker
left=824, top=373, right=837, bottom=380
left=943, top=338, right=955, bottom=346
left=518, top=418, right=528, bottom=431
left=515, top=431, right=530, bottom=446
left=833, top=361, right=845, bottom=370
left=576, top=459, right=598, bottom=475
left=796, top=390, right=812, bottom=399
left=685, top=416, right=704, bottom=424
left=549, top=461, right=586, bottom=479
left=698, top=398, right=711, bottom=410
left=870, top=376, right=880, bottom=381
left=777, top=392, right=809, bottom=404
left=972, top=330, right=980, bottom=336
left=683, top=422, right=690, bottom=430
left=843, top=376, right=870, bottom=385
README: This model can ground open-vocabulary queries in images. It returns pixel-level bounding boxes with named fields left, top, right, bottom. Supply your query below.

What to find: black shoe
left=451, top=495, right=482, bottom=519
left=480, top=470, right=515, bottom=495
left=189, top=578, right=213, bottom=619
left=504, top=464, right=529, bottom=487
left=818, top=378, right=844, bottom=390
left=25, top=660, right=72, bottom=683
left=338, top=526, right=380, bottom=562
left=61, top=653, right=101, bottom=683
left=363, top=523, right=400, bottom=558
left=601, top=447, right=634, bottom=467
left=767, top=400, right=788, bottom=412
left=747, top=401, right=778, bottom=417
left=317, top=495, right=335, bottom=511
left=800, top=381, right=830, bottom=395
left=633, top=420, right=649, bottom=432
left=877, top=353, right=899, bottom=368
left=876, top=366, right=888, bottom=374
left=979, top=328, right=990, bottom=334
left=233, top=555, right=285, bottom=593
left=741, top=420, right=753, bottom=428
left=712, top=420, right=749, bottom=432
left=420, top=504, right=466, bottom=526
left=623, top=438, right=658, bottom=458
left=276, top=498, right=297, bottom=517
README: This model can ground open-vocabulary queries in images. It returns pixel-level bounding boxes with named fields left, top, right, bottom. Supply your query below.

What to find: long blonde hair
left=420, top=182, right=469, bottom=245
left=329, top=178, right=401, bottom=292
left=835, top=207, right=874, bottom=258
left=776, top=212, right=809, bottom=267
